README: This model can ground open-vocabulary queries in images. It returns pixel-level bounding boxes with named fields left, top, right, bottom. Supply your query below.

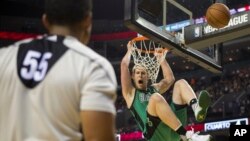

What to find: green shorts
left=145, top=101, right=187, bottom=141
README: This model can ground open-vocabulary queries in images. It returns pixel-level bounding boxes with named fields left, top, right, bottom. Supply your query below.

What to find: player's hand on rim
left=127, top=41, right=134, bottom=52
left=154, top=48, right=168, bottom=61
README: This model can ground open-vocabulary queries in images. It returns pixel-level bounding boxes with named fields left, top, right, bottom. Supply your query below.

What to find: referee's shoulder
left=0, top=37, right=36, bottom=56
left=66, top=40, right=112, bottom=67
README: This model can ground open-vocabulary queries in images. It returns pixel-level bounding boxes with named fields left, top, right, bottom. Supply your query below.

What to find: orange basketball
left=206, top=3, right=230, bottom=28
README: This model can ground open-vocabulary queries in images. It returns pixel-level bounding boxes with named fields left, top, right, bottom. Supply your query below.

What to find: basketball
left=206, top=3, right=230, bottom=28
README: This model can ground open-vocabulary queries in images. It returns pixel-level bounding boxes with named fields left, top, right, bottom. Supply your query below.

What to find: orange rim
left=131, top=36, right=149, bottom=42
left=130, top=36, right=168, bottom=54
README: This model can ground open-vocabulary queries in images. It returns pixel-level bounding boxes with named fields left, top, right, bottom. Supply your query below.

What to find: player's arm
left=120, top=41, right=135, bottom=104
left=81, top=111, right=115, bottom=141
left=153, top=54, right=175, bottom=94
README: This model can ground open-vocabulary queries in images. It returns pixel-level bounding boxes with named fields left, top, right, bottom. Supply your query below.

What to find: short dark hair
left=45, top=0, right=92, bottom=25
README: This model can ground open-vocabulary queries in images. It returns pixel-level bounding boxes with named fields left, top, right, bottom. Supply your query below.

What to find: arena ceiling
left=1, top=0, right=250, bottom=75
left=0, top=0, right=124, bottom=20
left=1, top=0, right=249, bottom=19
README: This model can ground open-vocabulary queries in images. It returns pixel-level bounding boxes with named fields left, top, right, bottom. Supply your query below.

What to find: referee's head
left=42, top=0, right=93, bottom=44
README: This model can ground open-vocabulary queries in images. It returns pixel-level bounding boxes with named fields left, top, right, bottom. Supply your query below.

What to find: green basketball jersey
left=129, top=86, right=187, bottom=141
left=129, top=86, right=157, bottom=133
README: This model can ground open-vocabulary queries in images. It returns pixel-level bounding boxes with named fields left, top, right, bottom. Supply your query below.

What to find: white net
left=131, top=37, right=167, bottom=84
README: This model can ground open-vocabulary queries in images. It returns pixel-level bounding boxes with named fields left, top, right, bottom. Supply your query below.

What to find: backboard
left=124, top=0, right=250, bottom=73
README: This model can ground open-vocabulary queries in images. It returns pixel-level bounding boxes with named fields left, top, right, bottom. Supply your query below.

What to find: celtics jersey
left=129, top=86, right=187, bottom=141
left=129, top=86, right=157, bottom=133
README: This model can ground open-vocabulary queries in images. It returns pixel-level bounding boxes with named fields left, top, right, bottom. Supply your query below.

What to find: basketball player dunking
left=121, top=41, right=212, bottom=141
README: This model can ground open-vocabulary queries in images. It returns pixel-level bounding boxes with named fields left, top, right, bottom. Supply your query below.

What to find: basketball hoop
left=130, top=36, right=168, bottom=84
